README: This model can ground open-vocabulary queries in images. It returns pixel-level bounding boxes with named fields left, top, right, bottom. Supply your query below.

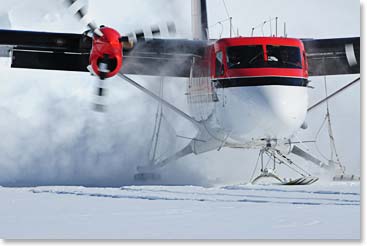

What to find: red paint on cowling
left=211, top=37, right=309, bottom=79
left=90, top=27, right=123, bottom=78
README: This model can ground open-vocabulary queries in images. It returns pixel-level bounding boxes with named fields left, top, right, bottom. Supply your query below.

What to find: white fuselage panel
left=187, top=77, right=308, bottom=147
left=215, top=85, right=308, bottom=142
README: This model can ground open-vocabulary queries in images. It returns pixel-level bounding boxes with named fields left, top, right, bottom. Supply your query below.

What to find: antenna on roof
left=269, top=17, right=273, bottom=37
left=229, top=17, right=233, bottom=38
left=284, top=22, right=287, bottom=37
left=251, top=17, right=279, bottom=37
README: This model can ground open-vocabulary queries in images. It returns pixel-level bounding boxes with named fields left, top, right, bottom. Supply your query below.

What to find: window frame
left=215, top=51, right=224, bottom=76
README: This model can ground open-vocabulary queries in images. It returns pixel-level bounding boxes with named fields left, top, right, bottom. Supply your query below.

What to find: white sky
left=2, top=0, right=360, bottom=38
left=207, top=0, right=360, bottom=39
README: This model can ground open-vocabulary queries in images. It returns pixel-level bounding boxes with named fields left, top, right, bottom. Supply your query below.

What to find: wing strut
left=308, top=77, right=360, bottom=112
left=117, top=73, right=201, bottom=129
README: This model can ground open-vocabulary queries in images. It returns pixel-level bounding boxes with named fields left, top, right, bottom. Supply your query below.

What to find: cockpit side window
left=215, top=51, right=224, bottom=76
left=227, top=45, right=264, bottom=69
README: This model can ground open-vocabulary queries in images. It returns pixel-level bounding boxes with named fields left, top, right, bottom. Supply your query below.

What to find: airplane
left=0, top=0, right=360, bottom=184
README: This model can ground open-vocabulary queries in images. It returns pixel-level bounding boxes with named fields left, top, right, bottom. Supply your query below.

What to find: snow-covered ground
left=0, top=182, right=360, bottom=240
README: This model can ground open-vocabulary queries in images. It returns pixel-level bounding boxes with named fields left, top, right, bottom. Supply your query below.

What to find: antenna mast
left=284, top=22, right=287, bottom=37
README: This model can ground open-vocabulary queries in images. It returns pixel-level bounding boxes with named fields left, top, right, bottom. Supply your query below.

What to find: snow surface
left=0, top=182, right=360, bottom=240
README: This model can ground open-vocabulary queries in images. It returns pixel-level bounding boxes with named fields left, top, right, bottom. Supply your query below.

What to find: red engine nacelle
left=90, top=27, right=123, bottom=78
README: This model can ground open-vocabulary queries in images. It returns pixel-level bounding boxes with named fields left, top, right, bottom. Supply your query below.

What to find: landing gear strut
left=128, top=76, right=196, bottom=182
left=133, top=144, right=193, bottom=182
left=251, top=148, right=319, bottom=185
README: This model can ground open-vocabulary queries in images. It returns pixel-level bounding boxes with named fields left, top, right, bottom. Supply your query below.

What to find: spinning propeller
left=66, top=0, right=103, bottom=37
left=65, top=0, right=176, bottom=112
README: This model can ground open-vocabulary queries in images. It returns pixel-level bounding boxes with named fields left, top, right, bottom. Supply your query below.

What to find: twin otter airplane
left=0, top=0, right=360, bottom=184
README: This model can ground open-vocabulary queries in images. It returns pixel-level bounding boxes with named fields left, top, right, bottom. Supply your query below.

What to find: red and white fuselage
left=187, top=37, right=309, bottom=149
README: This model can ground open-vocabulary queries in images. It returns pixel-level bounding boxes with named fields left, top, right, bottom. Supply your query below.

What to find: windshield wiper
left=248, top=51, right=264, bottom=64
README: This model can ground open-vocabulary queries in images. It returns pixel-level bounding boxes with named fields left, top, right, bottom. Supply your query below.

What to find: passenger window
left=215, top=51, right=224, bottom=76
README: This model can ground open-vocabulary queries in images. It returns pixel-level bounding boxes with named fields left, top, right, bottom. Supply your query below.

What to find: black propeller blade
left=65, top=0, right=103, bottom=36
left=135, top=30, right=145, bottom=42
left=64, top=1, right=178, bottom=113
left=93, top=54, right=110, bottom=113
left=151, top=25, right=161, bottom=37
left=120, top=22, right=176, bottom=44
left=167, top=22, right=177, bottom=36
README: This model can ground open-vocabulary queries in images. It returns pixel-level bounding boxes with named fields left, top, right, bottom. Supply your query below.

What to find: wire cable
left=221, top=0, right=236, bottom=37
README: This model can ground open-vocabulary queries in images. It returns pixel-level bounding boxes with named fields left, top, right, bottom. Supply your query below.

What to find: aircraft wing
left=303, top=37, right=360, bottom=76
left=0, top=29, right=92, bottom=71
left=1, top=30, right=360, bottom=77
left=0, top=29, right=207, bottom=77
left=121, top=39, right=207, bottom=77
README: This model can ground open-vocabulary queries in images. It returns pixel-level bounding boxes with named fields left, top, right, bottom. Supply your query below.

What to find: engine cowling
left=90, top=27, right=123, bottom=78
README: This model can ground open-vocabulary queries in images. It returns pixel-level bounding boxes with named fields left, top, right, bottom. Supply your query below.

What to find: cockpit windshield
left=226, top=45, right=302, bottom=69
left=227, top=45, right=264, bottom=69
left=266, top=45, right=302, bottom=69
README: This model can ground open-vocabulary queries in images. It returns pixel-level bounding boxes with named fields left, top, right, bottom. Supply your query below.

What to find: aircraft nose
left=254, top=86, right=308, bottom=138
left=263, top=86, right=308, bottom=129
left=218, top=86, right=308, bottom=141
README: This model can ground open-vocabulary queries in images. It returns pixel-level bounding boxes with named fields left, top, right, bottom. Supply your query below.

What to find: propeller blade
left=134, top=26, right=160, bottom=42
left=135, top=30, right=145, bottom=42
left=65, top=0, right=103, bottom=36
left=94, top=102, right=106, bottom=113
left=92, top=54, right=110, bottom=113
left=151, top=25, right=161, bottom=37
left=93, top=77, right=107, bottom=113
left=97, top=87, right=105, bottom=97
left=94, top=83, right=106, bottom=112
left=120, top=22, right=176, bottom=48
left=120, top=34, right=135, bottom=50
left=119, top=36, right=130, bottom=42
left=167, top=22, right=177, bottom=36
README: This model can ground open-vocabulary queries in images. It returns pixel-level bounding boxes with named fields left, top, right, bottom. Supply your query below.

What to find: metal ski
left=251, top=148, right=319, bottom=186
